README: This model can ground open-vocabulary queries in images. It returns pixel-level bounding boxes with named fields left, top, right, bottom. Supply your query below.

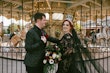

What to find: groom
left=24, top=12, right=59, bottom=73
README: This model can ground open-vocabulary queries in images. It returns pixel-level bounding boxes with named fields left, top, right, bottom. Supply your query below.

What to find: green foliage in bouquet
left=43, top=45, right=62, bottom=73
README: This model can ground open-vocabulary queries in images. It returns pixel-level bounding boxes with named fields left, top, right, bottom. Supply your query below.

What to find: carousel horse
left=96, top=26, right=110, bottom=52
left=8, top=24, right=32, bottom=52
left=96, top=26, right=107, bottom=46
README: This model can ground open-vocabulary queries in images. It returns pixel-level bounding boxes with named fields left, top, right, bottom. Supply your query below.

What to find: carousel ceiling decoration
left=0, top=0, right=110, bottom=21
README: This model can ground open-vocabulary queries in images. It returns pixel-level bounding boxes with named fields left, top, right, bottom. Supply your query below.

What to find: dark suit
left=24, top=25, right=59, bottom=73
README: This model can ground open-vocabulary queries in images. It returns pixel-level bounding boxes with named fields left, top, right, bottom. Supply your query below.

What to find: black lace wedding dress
left=56, top=29, right=107, bottom=73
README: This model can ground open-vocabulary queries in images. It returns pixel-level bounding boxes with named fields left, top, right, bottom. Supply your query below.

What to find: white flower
left=49, top=59, right=54, bottom=64
left=43, top=59, right=47, bottom=64
left=52, top=53, right=57, bottom=59
left=55, top=45, right=58, bottom=48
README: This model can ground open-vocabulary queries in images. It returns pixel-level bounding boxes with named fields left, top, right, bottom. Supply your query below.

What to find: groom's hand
left=41, top=36, right=47, bottom=43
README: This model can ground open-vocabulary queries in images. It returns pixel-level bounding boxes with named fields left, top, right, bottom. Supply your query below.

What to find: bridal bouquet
left=43, top=44, right=62, bottom=73
left=43, top=44, right=62, bottom=65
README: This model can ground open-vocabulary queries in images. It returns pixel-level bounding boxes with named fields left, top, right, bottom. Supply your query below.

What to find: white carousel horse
left=96, top=26, right=110, bottom=52
left=96, top=26, right=108, bottom=46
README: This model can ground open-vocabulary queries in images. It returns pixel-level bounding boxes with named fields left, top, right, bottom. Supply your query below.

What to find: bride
left=56, top=19, right=107, bottom=73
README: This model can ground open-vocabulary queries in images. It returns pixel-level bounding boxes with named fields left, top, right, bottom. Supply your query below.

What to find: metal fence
left=0, top=46, right=110, bottom=73
left=0, top=47, right=26, bottom=73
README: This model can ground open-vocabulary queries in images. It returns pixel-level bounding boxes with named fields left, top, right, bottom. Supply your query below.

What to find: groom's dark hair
left=34, top=12, right=46, bottom=22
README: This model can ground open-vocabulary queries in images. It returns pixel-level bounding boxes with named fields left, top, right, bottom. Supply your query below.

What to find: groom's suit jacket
left=24, top=25, right=59, bottom=67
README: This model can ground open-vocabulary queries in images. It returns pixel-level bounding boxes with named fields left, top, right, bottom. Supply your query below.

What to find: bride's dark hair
left=72, top=28, right=81, bottom=44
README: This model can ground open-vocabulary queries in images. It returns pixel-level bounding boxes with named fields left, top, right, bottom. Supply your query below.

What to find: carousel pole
left=10, top=3, right=14, bottom=73
left=101, top=0, right=102, bottom=26
left=80, top=5, right=82, bottom=33
left=31, top=0, right=34, bottom=25
left=94, top=0, right=97, bottom=33
left=90, top=3, right=91, bottom=30
left=100, top=0, right=104, bottom=72
left=20, top=0, right=24, bottom=73
left=106, top=7, right=109, bottom=73
left=37, top=0, right=40, bottom=12
left=21, top=0, right=24, bottom=30
left=48, top=11, right=52, bottom=45
left=100, top=0, right=103, bottom=34
left=10, top=3, right=13, bottom=33
left=18, top=12, right=21, bottom=30
left=90, top=3, right=92, bottom=72
left=106, top=9, right=107, bottom=26
left=1, top=1, right=3, bottom=73
left=86, top=12, right=87, bottom=36
left=32, top=0, right=34, bottom=15
left=1, top=0, right=3, bottom=42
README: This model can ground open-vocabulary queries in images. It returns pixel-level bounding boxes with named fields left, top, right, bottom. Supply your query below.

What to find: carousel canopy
left=0, top=0, right=110, bottom=26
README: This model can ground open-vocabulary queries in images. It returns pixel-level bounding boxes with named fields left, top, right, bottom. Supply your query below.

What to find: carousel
left=1, top=0, right=110, bottom=73
left=0, top=0, right=110, bottom=61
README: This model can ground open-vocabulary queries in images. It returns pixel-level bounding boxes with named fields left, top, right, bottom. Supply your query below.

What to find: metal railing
left=0, top=46, right=25, bottom=73
left=0, top=46, right=110, bottom=73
